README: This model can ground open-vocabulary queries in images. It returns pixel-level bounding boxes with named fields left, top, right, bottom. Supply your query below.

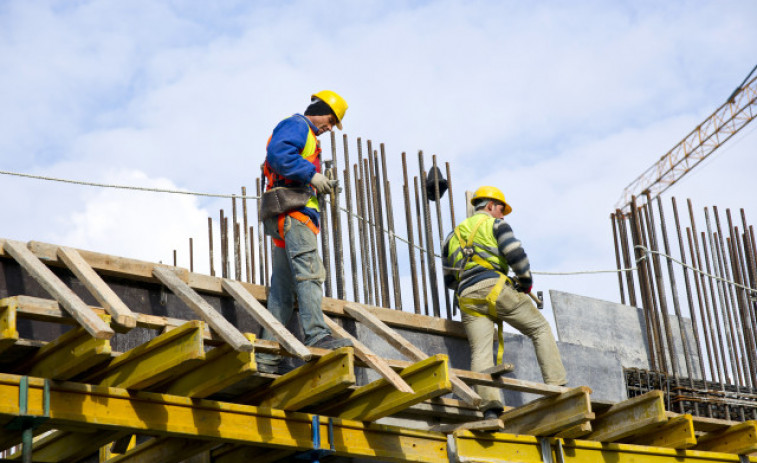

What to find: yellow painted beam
left=87, top=320, right=206, bottom=389
left=105, top=436, right=214, bottom=463
left=212, top=444, right=293, bottom=463
left=24, top=314, right=112, bottom=380
left=627, top=413, right=697, bottom=449
left=0, top=297, right=19, bottom=354
left=0, top=373, right=447, bottom=462
left=317, top=354, right=452, bottom=422
left=7, top=430, right=127, bottom=463
left=694, top=420, right=757, bottom=455
left=499, top=385, right=594, bottom=436
left=164, top=333, right=256, bottom=398
left=454, top=432, right=756, bottom=463
left=586, top=390, right=668, bottom=442
left=243, top=346, right=355, bottom=410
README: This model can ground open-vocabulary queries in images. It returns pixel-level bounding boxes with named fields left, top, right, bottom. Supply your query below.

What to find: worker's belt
left=273, top=211, right=320, bottom=248
left=457, top=273, right=512, bottom=365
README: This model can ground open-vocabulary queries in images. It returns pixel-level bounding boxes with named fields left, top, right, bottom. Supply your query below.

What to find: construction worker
left=442, top=186, right=567, bottom=419
left=256, top=90, right=353, bottom=374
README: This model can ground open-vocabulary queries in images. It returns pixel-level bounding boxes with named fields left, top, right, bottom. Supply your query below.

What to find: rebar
left=418, top=151, right=441, bottom=318
left=402, top=153, right=421, bottom=314
left=381, top=144, right=402, bottom=310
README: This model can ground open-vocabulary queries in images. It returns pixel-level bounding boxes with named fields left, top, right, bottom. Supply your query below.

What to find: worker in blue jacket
left=256, top=91, right=352, bottom=374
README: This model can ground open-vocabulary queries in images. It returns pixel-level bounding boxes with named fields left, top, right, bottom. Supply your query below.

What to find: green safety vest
left=447, top=213, right=509, bottom=280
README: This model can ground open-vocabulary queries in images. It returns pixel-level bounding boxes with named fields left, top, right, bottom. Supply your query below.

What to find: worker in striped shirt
left=443, top=186, right=567, bottom=420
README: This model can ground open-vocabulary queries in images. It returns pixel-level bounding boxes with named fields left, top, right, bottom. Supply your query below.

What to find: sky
left=1, top=0, right=756, bottom=327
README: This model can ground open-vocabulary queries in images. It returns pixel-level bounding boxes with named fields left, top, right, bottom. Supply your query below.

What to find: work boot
left=483, top=407, right=503, bottom=421
left=311, top=335, right=353, bottom=350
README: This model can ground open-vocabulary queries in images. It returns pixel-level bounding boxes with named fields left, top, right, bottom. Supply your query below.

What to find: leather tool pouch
left=259, top=186, right=312, bottom=221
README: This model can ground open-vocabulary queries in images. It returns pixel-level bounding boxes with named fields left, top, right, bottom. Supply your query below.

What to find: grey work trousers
left=460, top=278, right=567, bottom=411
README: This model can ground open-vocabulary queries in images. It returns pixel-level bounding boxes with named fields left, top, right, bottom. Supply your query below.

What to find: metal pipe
left=355, top=166, right=372, bottom=305
left=329, top=134, right=346, bottom=301
left=402, top=153, right=421, bottom=314
left=714, top=207, right=747, bottom=387
left=672, top=198, right=708, bottom=390
left=220, top=209, right=228, bottom=278
left=432, top=155, right=452, bottom=319
left=362, top=158, right=381, bottom=306
left=369, top=146, right=390, bottom=307
left=419, top=151, right=441, bottom=318
left=445, top=161, right=458, bottom=317
left=611, top=212, right=626, bottom=305
left=704, top=208, right=738, bottom=386
left=233, top=195, right=241, bottom=280
left=630, top=197, right=659, bottom=371
left=644, top=195, right=678, bottom=377
left=249, top=225, right=255, bottom=284
left=342, top=134, right=360, bottom=302
left=640, top=202, right=668, bottom=373
left=685, top=227, right=715, bottom=417
left=617, top=210, right=637, bottom=307
left=415, top=176, right=430, bottom=316
left=319, top=172, right=332, bottom=298
left=381, top=144, right=402, bottom=310
left=242, top=186, right=251, bottom=283
left=189, top=237, right=194, bottom=273
left=208, top=217, right=215, bottom=277
left=657, top=197, right=693, bottom=382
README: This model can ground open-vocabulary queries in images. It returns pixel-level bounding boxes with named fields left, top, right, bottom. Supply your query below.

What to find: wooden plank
left=153, top=266, right=253, bottom=352
left=164, top=333, right=257, bottom=398
left=57, top=246, right=137, bottom=329
left=429, top=419, right=503, bottom=433
left=586, top=390, right=667, bottom=442
left=555, top=421, right=593, bottom=439
left=317, top=354, right=452, bottom=422
left=324, top=314, right=414, bottom=393
left=343, top=303, right=481, bottom=407
left=2, top=240, right=114, bottom=340
left=481, top=363, right=515, bottom=375
left=24, top=317, right=112, bottom=380
left=693, top=420, right=757, bottom=455
left=0, top=297, right=19, bottom=354
left=221, top=278, right=309, bottom=359
left=242, top=346, right=356, bottom=410
left=499, top=386, right=594, bottom=436
left=87, top=320, right=206, bottom=389
left=627, top=413, right=697, bottom=449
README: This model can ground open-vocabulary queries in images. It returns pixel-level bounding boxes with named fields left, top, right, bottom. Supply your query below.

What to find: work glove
left=310, top=172, right=339, bottom=195
left=513, top=279, right=532, bottom=294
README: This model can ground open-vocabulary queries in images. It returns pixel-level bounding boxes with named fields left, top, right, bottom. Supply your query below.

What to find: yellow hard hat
left=312, top=90, right=348, bottom=130
left=471, top=186, right=512, bottom=215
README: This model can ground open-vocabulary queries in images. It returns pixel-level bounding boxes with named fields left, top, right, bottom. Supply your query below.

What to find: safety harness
left=450, top=214, right=513, bottom=365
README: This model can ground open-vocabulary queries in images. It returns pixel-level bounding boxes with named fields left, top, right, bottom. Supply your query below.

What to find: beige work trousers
left=460, top=278, right=567, bottom=410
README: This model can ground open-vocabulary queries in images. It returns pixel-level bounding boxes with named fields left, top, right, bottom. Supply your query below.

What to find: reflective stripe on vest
left=263, top=116, right=321, bottom=212
left=447, top=213, right=509, bottom=281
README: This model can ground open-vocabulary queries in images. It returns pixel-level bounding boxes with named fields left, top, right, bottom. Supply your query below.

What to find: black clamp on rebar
left=295, top=415, right=335, bottom=463
left=5, top=376, right=51, bottom=462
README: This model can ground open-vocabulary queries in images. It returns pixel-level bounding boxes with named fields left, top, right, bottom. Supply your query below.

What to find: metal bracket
left=295, top=415, right=335, bottom=462
left=446, top=434, right=458, bottom=463
left=539, top=437, right=553, bottom=463
left=4, top=376, right=51, bottom=463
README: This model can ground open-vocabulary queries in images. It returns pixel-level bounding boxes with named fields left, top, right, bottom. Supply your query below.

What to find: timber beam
left=626, top=413, right=697, bottom=449
left=0, top=297, right=19, bottom=355
left=498, top=385, right=594, bottom=436
left=317, top=354, right=453, bottom=422
left=241, top=346, right=355, bottom=410
left=0, top=373, right=448, bottom=463
left=86, top=320, right=206, bottom=389
left=452, top=432, right=756, bottom=463
left=586, top=390, right=668, bottom=442
left=21, top=315, right=112, bottom=381
left=694, top=420, right=757, bottom=456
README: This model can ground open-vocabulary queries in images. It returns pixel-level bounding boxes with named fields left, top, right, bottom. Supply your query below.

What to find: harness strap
left=453, top=215, right=495, bottom=280
left=273, top=211, right=320, bottom=248
left=458, top=274, right=511, bottom=365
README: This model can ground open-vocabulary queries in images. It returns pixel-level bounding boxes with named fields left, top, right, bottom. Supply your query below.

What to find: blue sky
left=1, top=1, right=756, bottom=323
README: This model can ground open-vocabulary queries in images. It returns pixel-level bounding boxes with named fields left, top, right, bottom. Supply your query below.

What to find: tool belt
left=457, top=273, right=512, bottom=365
left=259, top=186, right=312, bottom=221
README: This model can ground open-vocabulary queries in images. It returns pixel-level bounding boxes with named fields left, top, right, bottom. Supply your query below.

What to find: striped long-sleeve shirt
left=442, top=212, right=532, bottom=294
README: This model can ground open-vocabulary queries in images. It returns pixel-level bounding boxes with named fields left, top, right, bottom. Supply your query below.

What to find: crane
left=616, top=68, right=757, bottom=212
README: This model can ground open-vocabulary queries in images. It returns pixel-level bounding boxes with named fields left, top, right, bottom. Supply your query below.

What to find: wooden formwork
left=0, top=238, right=755, bottom=463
